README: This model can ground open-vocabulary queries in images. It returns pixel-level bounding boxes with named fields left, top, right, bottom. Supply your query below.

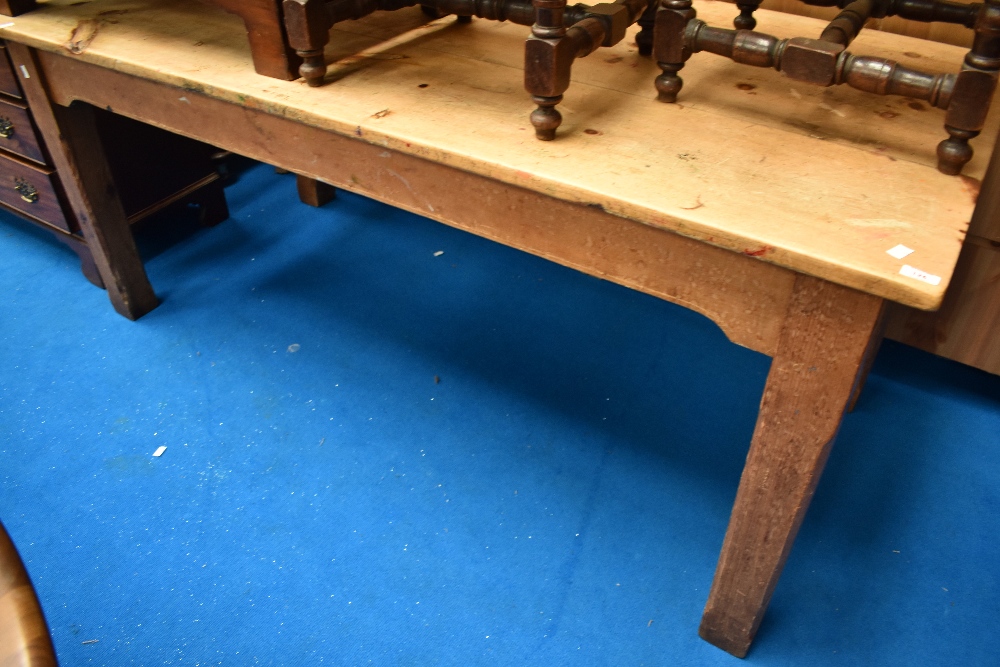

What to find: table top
left=3, top=0, right=994, bottom=310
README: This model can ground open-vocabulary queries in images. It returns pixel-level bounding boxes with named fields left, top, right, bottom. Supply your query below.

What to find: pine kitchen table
left=1, top=0, right=995, bottom=657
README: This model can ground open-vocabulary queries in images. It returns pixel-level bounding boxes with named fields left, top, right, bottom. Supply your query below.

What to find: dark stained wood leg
left=525, top=0, right=570, bottom=140
left=296, top=175, right=336, bottom=207
left=733, top=0, right=761, bottom=29
left=199, top=0, right=302, bottom=80
left=653, top=0, right=696, bottom=103
left=0, top=0, right=37, bottom=17
left=699, top=275, right=884, bottom=658
left=937, top=0, right=1000, bottom=175
left=0, top=519, right=58, bottom=667
left=636, top=0, right=658, bottom=57
left=284, top=0, right=332, bottom=87
left=7, top=43, right=159, bottom=320
left=195, top=179, right=231, bottom=227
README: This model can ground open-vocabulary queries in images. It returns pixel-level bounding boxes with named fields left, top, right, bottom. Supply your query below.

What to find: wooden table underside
left=0, top=0, right=990, bottom=657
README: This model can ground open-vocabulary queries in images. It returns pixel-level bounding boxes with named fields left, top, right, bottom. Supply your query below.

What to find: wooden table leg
left=296, top=175, right=336, bottom=207
left=7, top=43, right=159, bottom=320
left=699, top=274, right=885, bottom=657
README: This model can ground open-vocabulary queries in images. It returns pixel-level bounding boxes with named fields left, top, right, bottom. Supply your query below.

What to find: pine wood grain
left=0, top=0, right=987, bottom=311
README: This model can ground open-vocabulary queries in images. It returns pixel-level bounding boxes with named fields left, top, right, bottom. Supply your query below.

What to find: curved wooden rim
left=0, top=520, right=58, bottom=667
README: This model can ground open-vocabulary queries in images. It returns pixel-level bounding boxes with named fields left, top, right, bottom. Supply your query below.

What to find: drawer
left=0, top=97, right=45, bottom=164
left=0, top=152, right=69, bottom=231
left=0, top=44, right=22, bottom=99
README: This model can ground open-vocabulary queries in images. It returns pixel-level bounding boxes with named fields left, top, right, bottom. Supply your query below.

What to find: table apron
left=34, top=48, right=798, bottom=356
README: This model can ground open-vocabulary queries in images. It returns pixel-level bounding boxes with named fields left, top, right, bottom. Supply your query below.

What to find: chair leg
left=196, top=180, right=231, bottom=227
left=653, top=0, right=696, bottom=103
left=284, top=0, right=332, bottom=87
left=525, top=0, right=571, bottom=140
left=296, top=175, right=337, bottom=207
left=937, top=0, right=1000, bottom=174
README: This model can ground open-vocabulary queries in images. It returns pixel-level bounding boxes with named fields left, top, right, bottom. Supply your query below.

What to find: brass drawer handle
left=14, top=178, right=38, bottom=204
left=0, top=117, right=13, bottom=139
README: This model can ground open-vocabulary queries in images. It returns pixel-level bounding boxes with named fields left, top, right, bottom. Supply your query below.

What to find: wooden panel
left=0, top=43, right=23, bottom=98
left=886, top=236, right=1000, bottom=375
left=0, top=96, right=46, bottom=163
left=0, top=151, right=68, bottom=230
left=1, top=0, right=986, bottom=311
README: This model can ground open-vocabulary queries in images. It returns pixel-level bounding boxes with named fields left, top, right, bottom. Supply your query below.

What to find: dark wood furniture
left=0, top=520, right=57, bottom=667
left=283, top=0, right=648, bottom=138
left=0, top=39, right=228, bottom=308
left=650, top=0, right=1000, bottom=174
left=0, top=0, right=652, bottom=140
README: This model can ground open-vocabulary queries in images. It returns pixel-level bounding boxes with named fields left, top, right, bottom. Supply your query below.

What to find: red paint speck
left=742, top=245, right=773, bottom=257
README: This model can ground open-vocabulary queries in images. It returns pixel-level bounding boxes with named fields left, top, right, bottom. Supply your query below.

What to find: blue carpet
left=1, top=161, right=998, bottom=666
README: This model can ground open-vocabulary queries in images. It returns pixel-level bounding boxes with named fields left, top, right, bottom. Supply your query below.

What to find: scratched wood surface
left=1, top=0, right=992, bottom=310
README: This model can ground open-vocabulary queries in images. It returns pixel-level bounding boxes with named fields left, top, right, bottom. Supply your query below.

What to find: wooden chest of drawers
left=0, top=39, right=228, bottom=291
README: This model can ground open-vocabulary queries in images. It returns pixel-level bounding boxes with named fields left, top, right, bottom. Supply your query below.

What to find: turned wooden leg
left=653, top=0, right=696, bottom=103
left=284, top=0, right=332, bottom=87
left=525, top=0, right=570, bottom=140
left=296, top=175, right=336, bottom=207
left=937, top=0, right=1000, bottom=175
left=733, top=0, right=761, bottom=29
left=8, top=43, right=158, bottom=320
left=699, top=275, right=884, bottom=658
left=200, top=0, right=302, bottom=80
left=636, top=0, right=659, bottom=57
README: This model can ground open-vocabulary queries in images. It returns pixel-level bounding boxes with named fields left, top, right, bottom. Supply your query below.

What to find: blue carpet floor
left=1, top=161, right=998, bottom=666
